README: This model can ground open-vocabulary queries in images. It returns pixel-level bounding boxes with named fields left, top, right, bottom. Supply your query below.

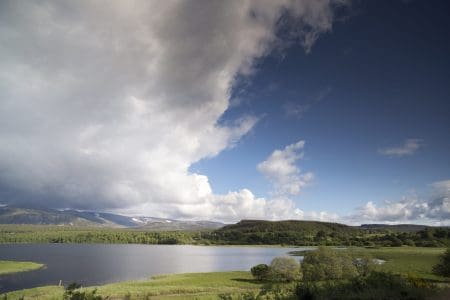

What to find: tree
left=433, top=248, right=450, bottom=277
left=269, top=256, right=301, bottom=282
left=250, top=264, right=270, bottom=281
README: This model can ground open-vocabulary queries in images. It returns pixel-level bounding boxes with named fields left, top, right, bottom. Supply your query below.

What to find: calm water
left=0, top=244, right=304, bottom=292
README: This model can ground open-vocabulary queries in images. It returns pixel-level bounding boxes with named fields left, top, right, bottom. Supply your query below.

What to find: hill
left=218, top=219, right=355, bottom=233
left=0, top=206, right=223, bottom=230
left=206, top=219, right=450, bottom=247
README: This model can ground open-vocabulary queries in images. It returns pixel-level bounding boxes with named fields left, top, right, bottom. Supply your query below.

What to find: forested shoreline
left=1, top=220, right=449, bottom=247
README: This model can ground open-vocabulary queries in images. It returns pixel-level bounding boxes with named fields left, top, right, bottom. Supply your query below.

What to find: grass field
left=1, top=271, right=266, bottom=300
left=0, top=260, right=44, bottom=275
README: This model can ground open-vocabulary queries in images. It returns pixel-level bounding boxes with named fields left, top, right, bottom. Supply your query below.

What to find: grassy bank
left=1, top=271, right=265, bottom=300
left=292, top=246, right=449, bottom=282
left=0, top=260, right=44, bottom=275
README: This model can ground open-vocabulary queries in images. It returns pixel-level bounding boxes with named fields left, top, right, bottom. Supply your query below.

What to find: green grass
left=0, top=260, right=44, bottom=275
left=1, top=271, right=266, bottom=300
left=0, top=286, right=64, bottom=300
left=293, top=246, right=448, bottom=282
left=348, top=247, right=448, bottom=281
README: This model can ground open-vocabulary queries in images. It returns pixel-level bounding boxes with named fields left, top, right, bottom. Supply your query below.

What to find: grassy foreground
left=1, top=271, right=265, bottom=300
left=0, top=260, right=44, bottom=275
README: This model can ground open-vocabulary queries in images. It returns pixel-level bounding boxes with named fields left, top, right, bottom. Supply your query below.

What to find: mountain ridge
left=0, top=206, right=224, bottom=230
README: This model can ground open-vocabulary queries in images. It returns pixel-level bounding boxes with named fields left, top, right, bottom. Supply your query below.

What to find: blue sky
left=0, top=0, right=449, bottom=224
left=192, top=0, right=450, bottom=220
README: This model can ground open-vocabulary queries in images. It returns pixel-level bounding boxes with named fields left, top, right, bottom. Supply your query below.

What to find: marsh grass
left=0, top=260, right=44, bottom=275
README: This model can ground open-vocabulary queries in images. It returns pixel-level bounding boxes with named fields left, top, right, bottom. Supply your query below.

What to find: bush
left=63, top=283, right=103, bottom=300
left=301, top=247, right=358, bottom=281
left=433, top=248, right=450, bottom=277
left=251, top=263, right=270, bottom=281
left=353, top=253, right=376, bottom=277
left=269, top=256, right=301, bottom=282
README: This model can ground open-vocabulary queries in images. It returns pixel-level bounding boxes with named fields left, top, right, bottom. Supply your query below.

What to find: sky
left=0, top=0, right=449, bottom=224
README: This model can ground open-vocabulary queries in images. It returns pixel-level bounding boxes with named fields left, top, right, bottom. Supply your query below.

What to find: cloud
left=257, top=141, right=313, bottom=196
left=349, top=179, right=450, bottom=225
left=0, top=0, right=345, bottom=222
left=378, top=139, right=423, bottom=157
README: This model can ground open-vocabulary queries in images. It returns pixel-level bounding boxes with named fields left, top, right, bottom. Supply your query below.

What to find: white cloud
left=378, top=139, right=423, bottom=157
left=257, top=141, right=314, bottom=196
left=349, top=179, right=450, bottom=225
left=0, top=0, right=345, bottom=222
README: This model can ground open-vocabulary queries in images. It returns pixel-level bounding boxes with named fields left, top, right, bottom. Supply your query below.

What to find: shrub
left=433, top=248, right=450, bottom=277
left=251, top=263, right=270, bottom=281
left=63, top=283, right=103, bottom=300
left=269, top=256, right=301, bottom=282
left=301, top=247, right=358, bottom=281
left=353, top=253, right=377, bottom=277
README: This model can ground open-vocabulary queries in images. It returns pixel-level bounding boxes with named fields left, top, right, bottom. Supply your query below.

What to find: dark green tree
left=250, top=263, right=270, bottom=281
left=432, top=248, right=450, bottom=277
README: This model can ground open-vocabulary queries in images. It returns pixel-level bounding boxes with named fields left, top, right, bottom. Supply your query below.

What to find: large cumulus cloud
left=0, top=0, right=346, bottom=221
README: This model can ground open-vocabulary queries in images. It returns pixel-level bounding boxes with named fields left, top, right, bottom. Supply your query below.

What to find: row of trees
left=1, top=224, right=449, bottom=247
left=0, top=226, right=200, bottom=244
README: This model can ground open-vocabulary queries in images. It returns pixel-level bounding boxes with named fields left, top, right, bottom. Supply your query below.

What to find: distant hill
left=136, top=218, right=224, bottom=231
left=0, top=206, right=437, bottom=234
left=218, top=219, right=433, bottom=234
left=0, top=207, right=103, bottom=226
left=218, top=219, right=356, bottom=233
left=208, top=219, right=449, bottom=246
left=0, top=206, right=223, bottom=230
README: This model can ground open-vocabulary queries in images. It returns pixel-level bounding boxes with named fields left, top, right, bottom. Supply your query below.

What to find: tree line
left=1, top=224, right=449, bottom=247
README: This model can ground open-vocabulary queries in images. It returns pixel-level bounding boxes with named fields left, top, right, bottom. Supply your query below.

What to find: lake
left=0, top=244, right=304, bottom=292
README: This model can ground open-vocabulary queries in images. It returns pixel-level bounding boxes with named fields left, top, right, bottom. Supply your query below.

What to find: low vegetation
left=0, top=260, right=43, bottom=275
